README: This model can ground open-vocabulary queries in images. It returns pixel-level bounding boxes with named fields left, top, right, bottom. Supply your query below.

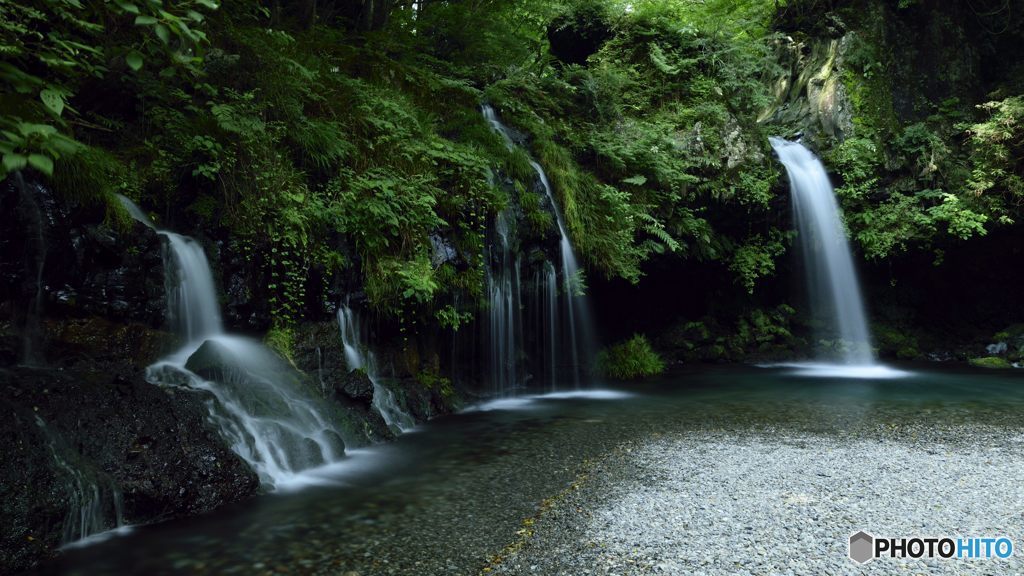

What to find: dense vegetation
left=3, top=0, right=1023, bottom=356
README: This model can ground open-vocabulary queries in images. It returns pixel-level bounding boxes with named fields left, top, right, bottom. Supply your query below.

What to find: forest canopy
left=2, top=0, right=1022, bottom=337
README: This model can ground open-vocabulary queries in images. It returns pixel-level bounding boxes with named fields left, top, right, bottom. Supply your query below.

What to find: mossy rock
left=968, top=357, right=1013, bottom=369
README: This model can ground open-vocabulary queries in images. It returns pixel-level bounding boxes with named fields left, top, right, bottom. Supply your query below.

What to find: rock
left=339, top=369, right=374, bottom=402
left=288, top=321, right=397, bottom=445
left=987, top=342, right=1008, bottom=355
left=429, top=234, right=458, bottom=267
left=0, top=364, right=259, bottom=573
left=761, top=33, right=855, bottom=150
left=183, top=339, right=235, bottom=380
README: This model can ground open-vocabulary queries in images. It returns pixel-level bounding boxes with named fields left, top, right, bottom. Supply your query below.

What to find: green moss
left=264, top=325, right=296, bottom=363
left=969, top=357, right=1013, bottom=369
left=416, top=369, right=455, bottom=400
left=873, top=323, right=921, bottom=360
left=596, top=334, right=665, bottom=380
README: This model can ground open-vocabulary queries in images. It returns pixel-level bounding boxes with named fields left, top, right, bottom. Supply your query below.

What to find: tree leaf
left=196, top=0, right=219, bottom=9
left=622, top=175, right=648, bottom=186
left=126, top=51, right=144, bottom=71
left=154, top=23, right=170, bottom=44
left=40, top=88, right=64, bottom=117
left=116, top=2, right=140, bottom=14
left=2, top=153, right=27, bottom=173
left=134, top=15, right=158, bottom=25
left=28, top=154, right=54, bottom=176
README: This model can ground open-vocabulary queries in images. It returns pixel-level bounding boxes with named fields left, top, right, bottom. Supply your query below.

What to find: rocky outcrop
left=0, top=363, right=259, bottom=573
left=291, top=320, right=396, bottom=443
left=0, top=178, right=167, bottom=365
left=762, top=32, right=855, bottom=150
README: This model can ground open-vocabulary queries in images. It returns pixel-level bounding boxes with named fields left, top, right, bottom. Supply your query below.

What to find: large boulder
left=0, top=364, right=259, bottom=574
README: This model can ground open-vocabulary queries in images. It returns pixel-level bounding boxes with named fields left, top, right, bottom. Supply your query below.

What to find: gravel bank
left=490, top=428, right=1024, bottom=575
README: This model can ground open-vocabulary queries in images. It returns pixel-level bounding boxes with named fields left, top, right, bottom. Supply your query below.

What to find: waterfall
left=337, top=302, right=415, bottom=433
left=482, top=105, right=596, bottom=390
left=486, top=210, right=524, bottom=395
left=117, top=195, right=349, bottom=488
left=770, top=138, right=874, bottom=365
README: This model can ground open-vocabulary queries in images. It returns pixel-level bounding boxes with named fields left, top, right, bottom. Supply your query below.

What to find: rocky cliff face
left=0, top=176, right=462, bottom=574
left=763, top=31, right=856, bottom=150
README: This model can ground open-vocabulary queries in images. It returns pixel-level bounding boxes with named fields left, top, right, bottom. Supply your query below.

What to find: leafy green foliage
left=596, top=334, right=665, bottom=379
left=484, top=0, right=787, bottom=288
left=967, top=96, right=1024, bottom=215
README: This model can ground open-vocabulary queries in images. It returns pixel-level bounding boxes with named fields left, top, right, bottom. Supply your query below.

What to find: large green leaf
left=28, top=154, right=54, bottom=176
left=126, top=51, right=144, bottom=71
left=2, top=153, right=27, bottom=173
left=40, top=88, right=64, bottom=117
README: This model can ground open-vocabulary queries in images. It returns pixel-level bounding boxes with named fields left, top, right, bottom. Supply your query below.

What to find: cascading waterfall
left=770, top=138, right=874, bottom=365
left=118, top=195, right=349, bottom=488
left=337, top=303, right=415, bottom=433
left=481, top=105, right=596, bottom=390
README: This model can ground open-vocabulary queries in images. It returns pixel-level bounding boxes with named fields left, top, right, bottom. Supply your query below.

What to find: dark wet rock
left=339, top=369, right=374, bottom=402
left=386, top=377, right=448, bottom=422
left=0, top=178, right=166, bottom=356
left=183, top=339, right=234, bottom=381
left=429, top=233, right=458, bottom=267
left=0, top=364, right=259, bottom=574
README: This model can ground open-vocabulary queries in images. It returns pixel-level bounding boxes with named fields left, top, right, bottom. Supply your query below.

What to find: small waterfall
left=482, top=105, right=596, bottom=389
left=487, top=210, right=524, bottom=395
left=771, top=137, right=874, bottom=365
left=117, top=195, right=349, bottom=488
left=337, top=303, right=415, bottom=433
left=35, top=415, right=124, bottom=545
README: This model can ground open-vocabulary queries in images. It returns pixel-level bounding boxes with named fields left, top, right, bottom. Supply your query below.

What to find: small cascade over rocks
left=480, top=105, right=597, bottom=393
left=770, top=138, right=877, bottom=367
left=337, top=302, right=415, bottom=434
left=34, top=415, right=124, bottom=545
left=118, top=196, right=350, bottom=488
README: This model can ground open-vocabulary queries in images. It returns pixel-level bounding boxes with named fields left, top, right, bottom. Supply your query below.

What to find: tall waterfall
left=118, top=196, right=348, bottom=488
left=337, top=303, right=415, bottom=434
left=770, top=138, right=874, bottom=365
left=481, top=105, right=596, bottom=391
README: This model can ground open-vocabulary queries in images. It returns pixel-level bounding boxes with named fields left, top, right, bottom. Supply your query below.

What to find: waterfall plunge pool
left=36, top=364, right=1024, bottom=575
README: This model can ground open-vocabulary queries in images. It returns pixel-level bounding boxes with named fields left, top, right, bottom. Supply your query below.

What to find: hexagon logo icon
left=849, top=531, right=875, bottom=564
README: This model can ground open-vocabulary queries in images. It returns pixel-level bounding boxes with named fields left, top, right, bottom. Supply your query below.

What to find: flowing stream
left=118, top=196, right=349, bottom=488
left=43, top=365, right=1024, bottom=575
left=771, top=138, right=875, bottom=367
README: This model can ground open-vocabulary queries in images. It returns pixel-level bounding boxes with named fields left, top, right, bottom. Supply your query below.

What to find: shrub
left=596, top=334, right=665, bottom=379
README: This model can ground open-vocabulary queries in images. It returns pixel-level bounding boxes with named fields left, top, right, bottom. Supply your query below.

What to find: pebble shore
left=491, top=428, right=1024, bottom=575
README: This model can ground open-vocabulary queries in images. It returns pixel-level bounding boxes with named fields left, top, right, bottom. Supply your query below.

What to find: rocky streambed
left=489, top=427, right=1024, bottom=575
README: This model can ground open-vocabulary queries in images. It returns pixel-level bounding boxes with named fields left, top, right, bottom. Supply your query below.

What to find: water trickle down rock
left=118, top=195, right=353, bottom=488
